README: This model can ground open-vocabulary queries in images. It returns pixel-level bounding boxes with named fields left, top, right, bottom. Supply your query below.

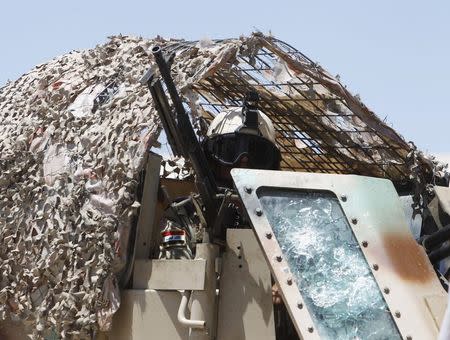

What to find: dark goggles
left=203, top=133, right=281, bottom=170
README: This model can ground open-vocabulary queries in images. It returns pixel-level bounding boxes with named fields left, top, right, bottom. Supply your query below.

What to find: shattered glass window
left=258, top=189, right=401, bottom=340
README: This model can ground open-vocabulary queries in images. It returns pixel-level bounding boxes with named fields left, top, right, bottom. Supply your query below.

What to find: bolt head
left=384, top=287, right=390, bottom=294
left=362, top=241, right=368, bottom=247
left=276, top=255, right=282, bottom=262
left=372, top=264, right=379, bottom=271
left=307, top=327, right=314, bottom=333
left=406, top=336, right=412, bottom=340
left=297, top=301, right=303, bottom=309
left=351, top=218, right=358, bottom=225
left=265, top=232, right=272, bottom=239
left=395, top=311, right=401, bottom=318
left=245, top=186, right=252, bottom=194
left=341, top=195, right=347, bottom=202
left=255, top=208, right=263, bottom=216
left=286, top=278, right=293, bottom=285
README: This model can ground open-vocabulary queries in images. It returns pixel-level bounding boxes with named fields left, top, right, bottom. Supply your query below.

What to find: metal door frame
left=231, top=169, right=446, bottom=340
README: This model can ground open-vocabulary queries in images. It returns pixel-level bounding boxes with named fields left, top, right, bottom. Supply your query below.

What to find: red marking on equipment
left=161, top=230, right=186, bottom=237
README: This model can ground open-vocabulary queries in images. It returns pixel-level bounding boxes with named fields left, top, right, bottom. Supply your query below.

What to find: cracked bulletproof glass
left=258, top=189, right=401, bottom=340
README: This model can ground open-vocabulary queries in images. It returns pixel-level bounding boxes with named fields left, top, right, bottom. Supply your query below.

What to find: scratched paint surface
left=259, top=189, right=401, bottom=340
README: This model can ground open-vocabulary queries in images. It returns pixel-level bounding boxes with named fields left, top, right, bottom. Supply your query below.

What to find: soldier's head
left=203, top=91, right=281, bottom=187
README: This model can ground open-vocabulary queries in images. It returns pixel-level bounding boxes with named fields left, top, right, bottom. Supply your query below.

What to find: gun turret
left=146, top=45, right=219, bottom=234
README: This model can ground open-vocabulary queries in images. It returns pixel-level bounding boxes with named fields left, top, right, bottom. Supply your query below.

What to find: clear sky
left=1, top=0, right=449, bottom=156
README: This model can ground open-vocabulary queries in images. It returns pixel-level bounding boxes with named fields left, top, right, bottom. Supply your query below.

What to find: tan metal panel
left=425, top=295, right=448, bottom=329
left=135, top=152, right=162, bottom=259
left=108, top=290, right=189, bottom=340
left=133, top=259, right=206, bottom=290
left=217, top=229, right=275, bottom=340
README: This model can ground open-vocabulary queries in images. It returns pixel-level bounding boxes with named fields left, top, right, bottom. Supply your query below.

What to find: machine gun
left=144, top=45, right=220, bottom=239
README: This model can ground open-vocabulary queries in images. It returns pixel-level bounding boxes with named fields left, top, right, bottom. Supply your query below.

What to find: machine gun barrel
left=150, top=45, right=219, bottom=230
left=151, top=46, right=188, bottom=124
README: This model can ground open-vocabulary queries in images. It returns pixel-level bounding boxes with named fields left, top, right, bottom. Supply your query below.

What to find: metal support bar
left=135, top=152, right=163, bottom=259
left=121, top=152, right=162, bottom=287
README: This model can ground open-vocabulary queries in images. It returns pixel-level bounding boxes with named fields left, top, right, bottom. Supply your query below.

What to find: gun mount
left=147, top=46, right=220, bottom=236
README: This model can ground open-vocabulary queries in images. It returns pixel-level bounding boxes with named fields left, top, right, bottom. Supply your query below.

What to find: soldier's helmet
left=202, top=92, right=281, bottom=185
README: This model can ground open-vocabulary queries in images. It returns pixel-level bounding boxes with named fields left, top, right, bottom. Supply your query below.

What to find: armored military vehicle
left=1, top=33, right=449, bottom=340
left=103, top=36, right=450, bottom=340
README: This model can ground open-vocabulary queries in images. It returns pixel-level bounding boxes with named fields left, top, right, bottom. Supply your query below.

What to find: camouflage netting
left=0, top=33, right=447, bottom=339
left=0, top=36, right=163, bottom=338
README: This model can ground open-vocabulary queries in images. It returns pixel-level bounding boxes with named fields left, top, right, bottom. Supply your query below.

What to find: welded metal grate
left=188, top=35, right=410, bottom=181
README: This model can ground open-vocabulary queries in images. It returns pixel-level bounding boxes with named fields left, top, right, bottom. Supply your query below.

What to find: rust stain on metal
left=382, top=233, right=434, bottom=283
